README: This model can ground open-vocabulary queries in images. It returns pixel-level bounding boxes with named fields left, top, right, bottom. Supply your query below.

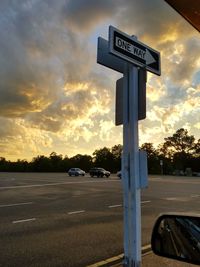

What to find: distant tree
left=50, top=152, right=62, bottom=161
left=49, top=152, right=63, bottom=171
left=13, top=159, right=29, bottom=172
left=93, top=147, right=115, bottom=172
left=186, top=138, right=200, bottom=173
left=157, top=144, right=174, bottom=175
left=187, top=157, right=200, bottom=172
left=140, top=143, right=160, bottom=174
left=31, top=155, right=51, bottom=172
left=0, top=157, right=6, bottom=163
left=194, top=139, right=200, bottom=156
left=161, top=128, right=195, bottom=172
left=163, top=128, right=195, bottom=155
left=159, top=142, right=173, bottom=159
left=111, top=144, right=123, bottom=158
left=61, top=155, right=70, bottom=172
left=1, top=128, right=200, bottom=174
left=111, top=144, right=122, bottom=171
left=140, top=143, right=157, bottom=157
left=69, top=154, right=93, bottom=172
left=0, top=157, right=9, bottom=171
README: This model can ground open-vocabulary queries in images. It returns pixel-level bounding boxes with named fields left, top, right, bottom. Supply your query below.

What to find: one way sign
left=109, top=26, right=161, bottom=75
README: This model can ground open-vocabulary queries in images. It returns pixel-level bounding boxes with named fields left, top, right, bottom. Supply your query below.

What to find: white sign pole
left=128, top=64, right=141, bottom=267
left=122, top=63, right=141, bottom=267
left=122, top=64, right=130, bottom=264
left=97, top=26, right=160, bottom=267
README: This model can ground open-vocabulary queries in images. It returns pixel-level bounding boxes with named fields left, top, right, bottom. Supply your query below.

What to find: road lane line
left=164, top=197, right=178, bottom=201
left=108, top=204, right=122, bottom=208
left=0, top=202, right=33, bottom=208
left=141, top=200, right=151, bottom=204
left=12, top=218, right=36, bottom=224
left=0, top=179, right=119, bottom=190
left=191, top=194, right=200, bottom=198
left=68, top=210, right=85, bottom=215
left=86, top=244, right=151, bottom=267
left=142, top=244, right=152, bottom=256
left=108, top=201, right=150, bottom=208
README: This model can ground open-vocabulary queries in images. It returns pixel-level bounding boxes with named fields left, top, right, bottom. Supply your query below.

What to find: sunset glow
left=0, top=0, right=200, bottom=161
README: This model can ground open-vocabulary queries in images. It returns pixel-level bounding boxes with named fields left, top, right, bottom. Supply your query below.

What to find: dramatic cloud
left=63, top=0, right=120, bottom=32
left=0, top=0, right=199, bottom=160
left=0, top=117, right=53, bottom=160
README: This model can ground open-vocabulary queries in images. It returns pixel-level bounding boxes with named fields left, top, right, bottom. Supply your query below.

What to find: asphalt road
left=0, top=173, right=200, bottom=267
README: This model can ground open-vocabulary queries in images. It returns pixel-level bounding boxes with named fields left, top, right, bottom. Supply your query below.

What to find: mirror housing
left=151, top=213, right=200, bottom=265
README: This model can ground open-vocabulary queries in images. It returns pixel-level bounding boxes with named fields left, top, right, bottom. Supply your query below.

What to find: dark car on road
left=68, top=168, right=85, bottom=176
left=89, top=168, right=110, bottom=178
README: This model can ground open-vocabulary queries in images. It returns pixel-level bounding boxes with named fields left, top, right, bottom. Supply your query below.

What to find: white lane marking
left=141, top=200, right=151, bottom=204
left=164, top=197, right=177, bottom=201
left=191, top=194, right=200, bottom=198
left=163, top=197, right=189, bottom=201
left=87, top=245, right=151, bottom=266
left=108, top=204, right=122, bottom=208
left=0, top=202, right=33, bottom=208
left=0, top=179, right=119, bottom=190
left=68, top=210, right=85, bottom=215
left=108, top=201, right=150, bottom=208
left=142, top=244, right=151, bottom=250
left=12, top=218, right=36, bottom=224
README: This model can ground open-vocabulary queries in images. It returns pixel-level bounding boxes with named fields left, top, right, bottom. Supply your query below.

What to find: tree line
left=0, top=128, right=200, bottom=175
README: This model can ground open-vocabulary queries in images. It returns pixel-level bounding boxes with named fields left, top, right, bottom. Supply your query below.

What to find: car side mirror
left=151, top=214, right=200, bottom=265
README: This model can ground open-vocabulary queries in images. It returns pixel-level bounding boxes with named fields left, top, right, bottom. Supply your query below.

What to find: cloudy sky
left=0, top=0, right=200, bottom=161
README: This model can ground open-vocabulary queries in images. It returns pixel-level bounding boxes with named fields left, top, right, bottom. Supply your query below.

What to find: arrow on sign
left=145, top=49, right=156, bottom=65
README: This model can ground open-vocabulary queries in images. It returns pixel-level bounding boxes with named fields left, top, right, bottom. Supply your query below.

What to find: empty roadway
left=0, top=173, right=200, bottom=266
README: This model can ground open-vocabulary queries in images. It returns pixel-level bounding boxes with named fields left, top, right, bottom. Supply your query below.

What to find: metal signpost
left=97, top=26, right=161, bottom=267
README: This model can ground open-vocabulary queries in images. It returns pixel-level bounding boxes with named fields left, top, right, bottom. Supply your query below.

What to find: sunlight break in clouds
left=0, top=0, right=200, bottom=160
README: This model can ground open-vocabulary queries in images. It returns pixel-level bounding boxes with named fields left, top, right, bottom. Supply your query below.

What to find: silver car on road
left=68, top=168, right=85, bottom=176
